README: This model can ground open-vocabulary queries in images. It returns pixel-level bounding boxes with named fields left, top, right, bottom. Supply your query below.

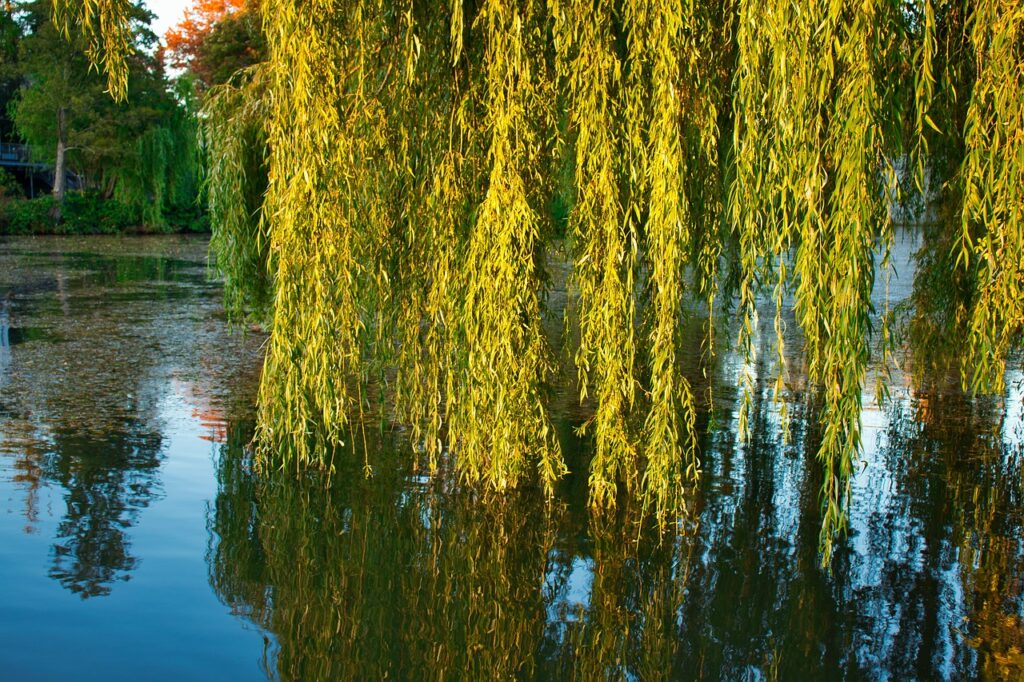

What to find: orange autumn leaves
left=165, top=0, right=252, bottom=82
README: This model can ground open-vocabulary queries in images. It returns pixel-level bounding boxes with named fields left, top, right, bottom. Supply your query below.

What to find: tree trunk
left=51, top=106, right=67, bottom=221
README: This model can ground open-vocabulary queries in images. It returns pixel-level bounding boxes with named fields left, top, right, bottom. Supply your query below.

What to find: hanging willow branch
left=449, top=0, right=566, bottom=493
left=203, top=64, right=273, bottom=321
left=254, top=0, right=364, bottom=470
left=52, top=0, right=134, bottom=100
left=960, top=0, right=1024, bottom=396
left=634, top=0, right=707, bottom=518
left=553, top=0, right=639, bottom=506
left=58, top=0, right=1024, bottom=562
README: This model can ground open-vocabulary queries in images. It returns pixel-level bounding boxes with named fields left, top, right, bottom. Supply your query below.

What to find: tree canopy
left=64, top=0, right=1024, bottom=563
left=5, top=0, right=200, bottom=228
left=165, top=0, right=265, bottom=90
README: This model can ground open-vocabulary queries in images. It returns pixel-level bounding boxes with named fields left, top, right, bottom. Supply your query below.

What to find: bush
left=0, top=196, right=54, bottom=234
left=0, top=193, right=134, bottom=235
left=0, top=168, right=24, bottom=202
left=162, top=201, right=209, bottom=233
left=60, top=193, right=142, bottom=234
left=0, top=190, right=209, bottom=235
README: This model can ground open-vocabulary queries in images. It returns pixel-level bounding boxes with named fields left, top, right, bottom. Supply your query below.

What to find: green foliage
left=202, top=65, right=272, bottom=320
left=0, top=168, right=23, bottom=201
left=0, top=9, right=23, bottom=140
left=113, top=83, right=204, bottom=231
left=0, top=191, right=142, bottom=234
left=11, top=1, right=202, bottom=231
left=196, top=5, right=267, bottom=88
left=0, top=195, right=53, bottom=233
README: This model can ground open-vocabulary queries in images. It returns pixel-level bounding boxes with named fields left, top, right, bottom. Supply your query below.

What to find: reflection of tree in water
left=876, top=389, right=1024, bottom=679
left=1, top=241, right=262, bottom=601
left=208, top=403, right=824, bottom=678
left=210, top=424, right=557, bottom=678
left=3, top=240, right=267, bottom=605
left=43, top=423, right=164, bottom=598
left=206, top=331, right=1024, bottom=678
left=900, top=222, right=975, bottom=386
left=200, top=400, right=847, bottom=676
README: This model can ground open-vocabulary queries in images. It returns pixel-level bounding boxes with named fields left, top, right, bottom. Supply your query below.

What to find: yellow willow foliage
left=255, top=0, right=367, bottom=470
left=814, top=0, right=891, bottom=563
left=553, top=0, right=723, bottom=515
left=390, top=4, right=488, bottom=477
left=632, top=0, right=716, bottom=518
left=731, top=0, right=901, bottom=561
left=960, top=0, right=1024, bottom=395
left=914, top=0, right=939, bottom=188
left=390, top=146, right=462, bottom=472
left=67, top=0, right=1024, bottom=561
left=450, top=0, right=566, bottom=492
left=389, top=29, right=465, bottom=474
left=732, top=0, right=828, bottom=439
left=52, top=0, right=133, bottom=100
left=552, top=0, right=640, bottom=506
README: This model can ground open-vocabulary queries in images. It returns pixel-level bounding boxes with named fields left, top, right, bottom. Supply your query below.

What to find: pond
left=0, top=234, right=1021, bottom=680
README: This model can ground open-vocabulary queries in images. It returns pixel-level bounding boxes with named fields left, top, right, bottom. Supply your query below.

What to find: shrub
left=0, top=196, right=54, bottom=234
left=0, top=190, right=207, bottom=235
left=0, top=168, right=24, bottom=202
left=59, top=192, right=142, bottom=234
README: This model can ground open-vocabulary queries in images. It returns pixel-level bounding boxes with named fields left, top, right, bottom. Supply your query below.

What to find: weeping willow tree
left=115, top=82, right=203, bottom=229
left=66, top=0, right=1024, bottom=562
left=202, top=64, right=272, bottom=319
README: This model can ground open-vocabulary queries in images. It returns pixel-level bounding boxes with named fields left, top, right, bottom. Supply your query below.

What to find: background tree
left=10, top=0, right=200, bottom=227
left=0, top=7, right=23, bottom=142
left=165, top=0, right=265, bottom=90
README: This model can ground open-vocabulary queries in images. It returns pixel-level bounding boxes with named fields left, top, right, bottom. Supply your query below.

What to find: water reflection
left=880, top=390, right=1024, bottom=679
left=45, top=424, right=164, bottom=597
left=208, top=367, right=1024, bottom=679
left=2, top=234, right=1022, bottom=678
left=0, top=302, right=10, bottom=397
left=0, top=236, right=264, bottom=599
left=210, top=428, right=558, bottom=679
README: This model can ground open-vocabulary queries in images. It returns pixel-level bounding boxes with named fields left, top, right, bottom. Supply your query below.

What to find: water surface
left=1, top=234, right=1022, bottom=680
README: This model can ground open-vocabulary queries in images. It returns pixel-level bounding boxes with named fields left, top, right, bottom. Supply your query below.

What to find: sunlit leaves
left=731, top=0, right=898, bottom=561
left=52, top=0, right=134, bottom=100
left=553, top=0, right=638, bottom=506
left=450, top=0, right=566, bottom=493
left=960, top=0, right=1024, bottom=396
left=188, top=0, right=1024, bottom=564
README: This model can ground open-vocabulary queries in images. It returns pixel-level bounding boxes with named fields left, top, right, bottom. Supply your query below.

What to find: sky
left=145, top=0, right=192, bottom=42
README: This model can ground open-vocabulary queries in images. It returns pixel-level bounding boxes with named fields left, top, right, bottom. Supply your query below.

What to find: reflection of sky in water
left=534, top=228, right=1024, bottom=676
left=1005, top=368, right=1024, bottom=451
left=545, top=552, right=593, bottom=622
